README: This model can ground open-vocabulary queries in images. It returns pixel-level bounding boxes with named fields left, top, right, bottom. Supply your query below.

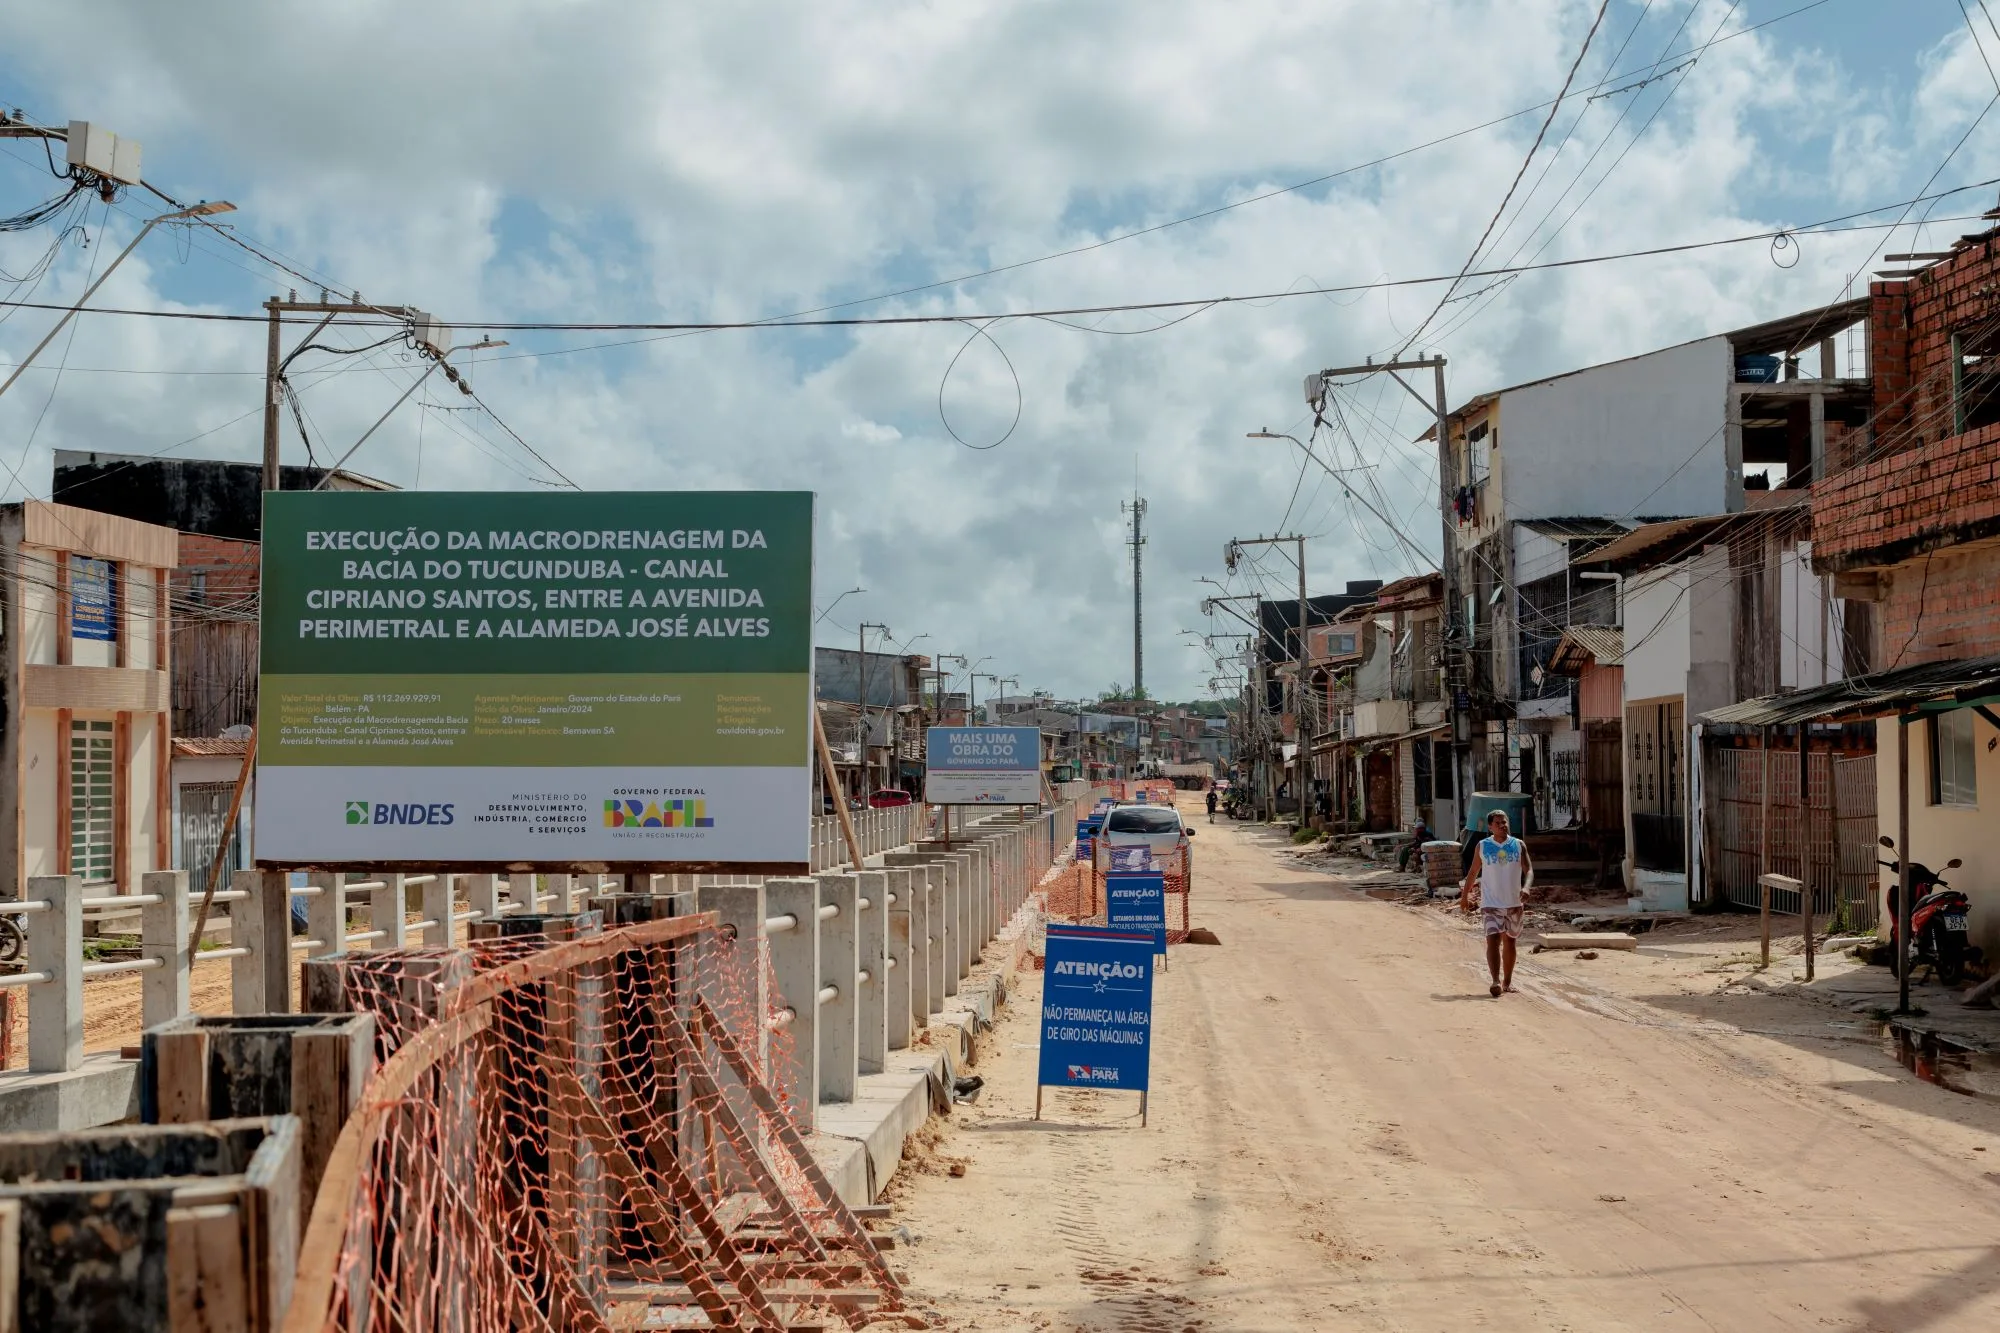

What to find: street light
left=315, top=337, right=508, bottom=486
left=815, top=586, right=866, bottom=625
left=0, top=200, right=236, bottom=406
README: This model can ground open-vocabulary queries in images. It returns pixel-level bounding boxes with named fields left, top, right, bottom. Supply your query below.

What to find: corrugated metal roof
left=1576, top=500, right=1809, bottom=574
left=1548, top=625, right=1624, bottom=673
left=173, top=736, right=249, bottom=757
left=1518, top=517, right=1635, bottom=540
left=1699, top=654, right=2000, bottom=726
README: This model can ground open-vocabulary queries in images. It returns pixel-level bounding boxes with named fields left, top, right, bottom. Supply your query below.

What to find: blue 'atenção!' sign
left=925, top=726, right=1040, bottom=772
left=1105, top=871, right=1167, bottom=952
left=1039, top=923, right=1154, bottom=1092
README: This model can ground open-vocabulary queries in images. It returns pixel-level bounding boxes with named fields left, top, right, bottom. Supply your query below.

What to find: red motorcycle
left=1879, top=835, right=1976, bottom=985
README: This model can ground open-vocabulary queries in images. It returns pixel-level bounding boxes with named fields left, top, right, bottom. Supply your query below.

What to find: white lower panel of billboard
left=255, top=765, right=809, bottom=864
left=924, top=770, right=1041, bottom=804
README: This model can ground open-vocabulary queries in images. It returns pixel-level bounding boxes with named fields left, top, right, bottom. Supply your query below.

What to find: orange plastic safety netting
left=289, top=911, right=919, bottom=1332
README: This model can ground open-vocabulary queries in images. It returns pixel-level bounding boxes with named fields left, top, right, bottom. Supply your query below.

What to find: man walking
left=1205, top=785, right=1219, bottom=824
left=1462, top=810, right=1533, bottom=997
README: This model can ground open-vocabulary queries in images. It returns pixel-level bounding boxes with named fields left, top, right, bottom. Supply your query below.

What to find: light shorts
left=1482, top=906, right=1525, bottom=939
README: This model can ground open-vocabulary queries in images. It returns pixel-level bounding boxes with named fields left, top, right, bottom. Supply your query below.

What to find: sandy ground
left=885, top=798, right=2000, bottom=1332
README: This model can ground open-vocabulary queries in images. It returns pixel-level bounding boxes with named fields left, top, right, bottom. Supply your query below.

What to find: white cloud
left=0, top=1, right=1979, bottom=699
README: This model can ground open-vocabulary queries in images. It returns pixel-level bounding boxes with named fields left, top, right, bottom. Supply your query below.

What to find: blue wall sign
left=1104, top=872, right=1167, bottom=952
left=1038, top=924, right=1155, bottom=1093
left=71, top=557, right=117, bottom=642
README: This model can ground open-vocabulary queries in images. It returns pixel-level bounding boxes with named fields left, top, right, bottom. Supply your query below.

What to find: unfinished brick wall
left=1814, top=420, right=2000, bottom=571
left=176, top=533, right=260, bottom=604
left=1816, top=237, right=2000, bottom=574
left=173, top=533, right=260, bottom=736
left=1876, top=544, right=2000, bottom=670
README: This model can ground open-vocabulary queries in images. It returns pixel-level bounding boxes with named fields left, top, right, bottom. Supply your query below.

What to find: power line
left=1, top=191, right=1993, bottom=342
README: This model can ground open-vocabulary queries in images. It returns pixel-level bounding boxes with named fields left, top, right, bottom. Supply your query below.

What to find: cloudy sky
left=1, top=1, right=1994, bottom=703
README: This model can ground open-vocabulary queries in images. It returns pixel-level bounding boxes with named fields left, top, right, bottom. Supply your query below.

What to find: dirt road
left=888, top=802, right=2000, bottom=1331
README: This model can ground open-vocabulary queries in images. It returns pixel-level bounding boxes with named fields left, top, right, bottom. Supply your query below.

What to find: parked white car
left=1097, top=802, right=1193, bottom=873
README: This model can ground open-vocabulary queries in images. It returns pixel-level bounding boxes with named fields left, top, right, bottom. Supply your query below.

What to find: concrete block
left=1537, top=932, right=1639, bottom=951
left=855, top=870, right=888, bottom=1074
left=763, top=878, right=820, bottom=1126
left=0, top=1053, right=139, bottom=1131
left=816, top=873, right=859, bottom=1104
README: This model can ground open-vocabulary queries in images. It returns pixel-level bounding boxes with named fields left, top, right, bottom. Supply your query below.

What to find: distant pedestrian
left=1461, top=810, right=1533, bottom=997
left=1205, top=786, right=1219, bottom=823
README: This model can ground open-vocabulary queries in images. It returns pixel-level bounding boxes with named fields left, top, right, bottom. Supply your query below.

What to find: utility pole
left=857, top=622, right=890, bottom=803
left=1123, top=494, right=1147, bottom=699
left=1307, top=354, right=1461, bottom=825
left=1226, top=535, right=1309, bottom=823
left=259, top=295, right=432, bottom=492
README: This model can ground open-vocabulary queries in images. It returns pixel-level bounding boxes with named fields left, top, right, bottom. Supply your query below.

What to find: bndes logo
left=1050, top=960, right=1143, bottom=979
left=343, top=801, right=456, bottom=827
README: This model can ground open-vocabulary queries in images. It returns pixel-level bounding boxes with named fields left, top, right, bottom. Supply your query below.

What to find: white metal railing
left=1, top=805, right=1081, bottom=1130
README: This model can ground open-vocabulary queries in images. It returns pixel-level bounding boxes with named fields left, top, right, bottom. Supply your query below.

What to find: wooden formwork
left=139, top=1012, right=375, bottom=1222
left=0, top=1116, right=300, bottom=1331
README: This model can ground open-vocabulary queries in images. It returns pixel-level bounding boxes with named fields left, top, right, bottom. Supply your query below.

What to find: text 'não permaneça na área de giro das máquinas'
left=292, top=525, right=781, bottom=641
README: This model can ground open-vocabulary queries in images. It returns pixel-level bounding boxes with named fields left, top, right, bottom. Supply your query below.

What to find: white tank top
left=1478, top=836, right=1526, bottom=909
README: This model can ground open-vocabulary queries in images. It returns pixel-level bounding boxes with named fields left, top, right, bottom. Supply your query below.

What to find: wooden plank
left=24, top=500, right=180, bottom=569
left=166, top=1202, right=249, bottom=1333
left=289, top=1021, right=373, bottom=1220
left=153, top=1027, right=212, bottom=1125
left=1536, top=932, right=1638, bottom=951
left=23, top=664, right=171, bottom=712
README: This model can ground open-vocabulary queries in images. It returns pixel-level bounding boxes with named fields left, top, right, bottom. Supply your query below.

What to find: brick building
left=1729, top=236, right=2000, bottom=964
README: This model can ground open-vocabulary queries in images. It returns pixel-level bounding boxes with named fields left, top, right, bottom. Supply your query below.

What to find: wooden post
left=1799, top=724, right=1814, bottom=981
left=1759, top=725, right=1771, bottom=968
left=813, top=709, right=868, bottom=870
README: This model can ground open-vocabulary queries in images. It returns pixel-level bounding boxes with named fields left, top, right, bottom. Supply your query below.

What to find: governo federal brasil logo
left=604, top=798, right=714, bottom=829
left=344, top=800, right=456, bottom=826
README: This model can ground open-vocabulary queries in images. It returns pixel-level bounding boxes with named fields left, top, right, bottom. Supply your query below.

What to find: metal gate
left=1708, top=745, right=1876, bottom=925
left=177, top=781, right=244, bottom=881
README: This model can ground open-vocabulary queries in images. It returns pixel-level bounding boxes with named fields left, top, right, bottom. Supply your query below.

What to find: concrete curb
left=808, top=893, right=1046, bottom=1204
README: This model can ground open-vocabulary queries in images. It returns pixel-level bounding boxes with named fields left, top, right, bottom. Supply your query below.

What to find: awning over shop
left=1699, top=653, right=2000, bottom=727
left=1359, top=721, right=1449, bottom=753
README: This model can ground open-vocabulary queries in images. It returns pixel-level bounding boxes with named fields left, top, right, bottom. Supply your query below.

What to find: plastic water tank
left=1463, top=791, right=1532, bottom=835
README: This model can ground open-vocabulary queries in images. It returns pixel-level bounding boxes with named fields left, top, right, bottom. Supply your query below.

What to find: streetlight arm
left=0, top=201, right=235, bottom=406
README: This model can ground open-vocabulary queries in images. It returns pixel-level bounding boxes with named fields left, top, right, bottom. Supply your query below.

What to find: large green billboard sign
left=256, top=490, right=813, bottom=870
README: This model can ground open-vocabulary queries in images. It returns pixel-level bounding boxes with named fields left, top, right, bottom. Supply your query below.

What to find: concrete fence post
left=139, top=869, right=189, bottom=1032
left=422, top=873, right=456, bottom=947
left=507, top=872, right=537, bottom=914
left=816, top=873, right=859, bottom=1103
left=545, top=873, right=575, bottom=914
left=229, top=869, right=291, bottom=1015
left=762, top=878, right=820, bottom=1126
left=464, top=873, right=500, bottom=931
left=883, top=867, right=914, bottom=1051
left=370, top=873, right=407, bottom=951
left=306, top=871, right=345, bottom=959
left=854, top=869, right=888, bottom=1074
left=696, top=883, right=770, bottom=1081
left=26, top=874, right=82, bottom=1073
left=914, top=865, right=941, bottom=1018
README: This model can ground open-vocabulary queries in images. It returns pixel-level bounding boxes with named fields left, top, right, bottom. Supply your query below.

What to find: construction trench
left=0, top=801, right=1082, bottom=1331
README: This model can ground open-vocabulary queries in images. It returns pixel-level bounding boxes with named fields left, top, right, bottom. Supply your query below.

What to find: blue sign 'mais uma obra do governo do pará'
left=925, top=725, right=1041, bottom=805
